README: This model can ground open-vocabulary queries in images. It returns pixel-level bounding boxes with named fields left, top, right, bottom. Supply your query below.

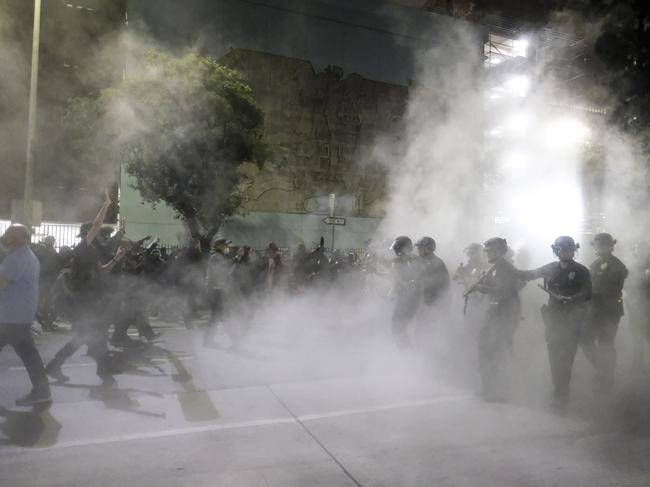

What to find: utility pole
left=19, top=0, right=42, bottom=226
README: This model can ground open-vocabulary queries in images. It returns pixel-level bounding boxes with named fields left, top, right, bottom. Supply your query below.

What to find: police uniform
left=476, top=255, right=521, bottom=401
left=418, top=254, right=450, bottom=306
left=627, top=251, right=650, bottom=366
left=391, top=255, right=420, bottom=347
left=390, top=236, right=419, bottom=347
left=581, top=254, right=628, bottom=391
left=519, top=259, right=592, bottom=404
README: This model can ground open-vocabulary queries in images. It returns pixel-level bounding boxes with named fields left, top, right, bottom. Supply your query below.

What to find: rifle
left=463, top=263, right=496, bottom=315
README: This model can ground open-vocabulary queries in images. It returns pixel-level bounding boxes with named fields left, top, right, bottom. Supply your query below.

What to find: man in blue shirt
left=0, top=224, right=51, bottom=406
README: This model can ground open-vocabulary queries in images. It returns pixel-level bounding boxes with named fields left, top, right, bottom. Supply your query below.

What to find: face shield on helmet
left=390, top=236, right=413, bottom=257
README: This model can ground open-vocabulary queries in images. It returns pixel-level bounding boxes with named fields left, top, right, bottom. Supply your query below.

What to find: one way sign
left=322, top=216, right=346, bottom=226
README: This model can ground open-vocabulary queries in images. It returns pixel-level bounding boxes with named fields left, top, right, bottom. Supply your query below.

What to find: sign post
left=328, top=193, right=336, bottom=251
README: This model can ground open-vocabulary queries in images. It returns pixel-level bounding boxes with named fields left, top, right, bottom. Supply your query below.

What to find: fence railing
left=0, top=220, right=370, bottom=257
left=0, top=220, right=82, bottom=250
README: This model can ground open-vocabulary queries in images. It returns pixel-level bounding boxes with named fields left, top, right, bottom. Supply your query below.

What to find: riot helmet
left=483, top=237, right=508, bottom=254
left=390, top=236, right=413, bottom=256
left=483, top=237, right=508, bottom=263
left=592, top=232, right=616, bottom=257
left=415, top=236, right=436, bottom=255
left=591, top=232, right=616, bottom=247
left=552, top=235, right=579, bottom=259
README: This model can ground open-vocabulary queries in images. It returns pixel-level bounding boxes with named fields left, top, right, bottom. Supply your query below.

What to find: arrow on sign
left=322, top=217, right=346, bottom=226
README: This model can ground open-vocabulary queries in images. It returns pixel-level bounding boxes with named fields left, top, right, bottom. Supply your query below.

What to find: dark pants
left=581, top=308, right=621, bottom=391
left=113, top=297, right=154, bottom=342
left=391, top=292, right=420, bottom=347
left=48, top=305, right=112, bottom=380
left=478, top=306, right=517, bottom=401
left=37, top=278, right=57, bottom=329
left=543, top=306, right=585, bottom=402
left=204, top=288, right=224, bottom=343
left=0, top=324, right=50, bottom=394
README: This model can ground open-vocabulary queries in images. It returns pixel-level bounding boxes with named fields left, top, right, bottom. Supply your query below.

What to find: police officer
left=517, top=236, right=592, bottom=409
left=390, top=236, right=419, bottom=348
left=414, top=237, right=450, bottom=307
left=628, top=242, right=650, bottom=368
left=581, top=233, right=628, bottom=393
left=471, top=238, right=521, bottom=402
left=454, top=243, right=487, bottom=291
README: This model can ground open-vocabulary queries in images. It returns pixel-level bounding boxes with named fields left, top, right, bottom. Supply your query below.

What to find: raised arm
left=85, top=190, right=112, bottom=245
left=98, top=246, right=126, bottom=273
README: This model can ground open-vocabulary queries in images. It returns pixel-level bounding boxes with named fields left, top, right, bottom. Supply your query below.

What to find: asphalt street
left=1, top=311, right=650, bottom=487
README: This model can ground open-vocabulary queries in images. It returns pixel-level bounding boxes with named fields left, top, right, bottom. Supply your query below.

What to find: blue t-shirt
left=0, top=244, right=40, bottom=324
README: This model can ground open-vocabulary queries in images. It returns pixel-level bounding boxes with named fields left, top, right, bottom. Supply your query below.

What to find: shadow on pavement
left=53, top=382, right=166, bottom=418
left=0, top=404, right=62, bottom=448
left=149, top=345, right=221, bottom=422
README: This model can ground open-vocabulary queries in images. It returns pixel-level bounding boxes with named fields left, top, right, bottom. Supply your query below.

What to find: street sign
left=322, top=216, right=346, bottom=226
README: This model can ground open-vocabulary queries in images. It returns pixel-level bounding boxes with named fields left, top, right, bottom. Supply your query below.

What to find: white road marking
left=297, top=395, right=473, bottom=421
left=0, top=394, right=473, bottom=454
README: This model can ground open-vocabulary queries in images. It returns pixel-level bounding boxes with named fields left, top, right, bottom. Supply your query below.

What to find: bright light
left=503, top=75, right=530, bottom=97
left=504, top=111, right=532, bottom=136
left=500, top=151, right=528, bottom=175
left=513, top=38, right=529, bottom=58
left=541, top=117, right=590, bottom=148
left=489, top=57, right=504, bottom=66
left=504, top=181, right=584, bottom=256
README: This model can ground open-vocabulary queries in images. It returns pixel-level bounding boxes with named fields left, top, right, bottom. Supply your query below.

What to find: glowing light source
left=500, top=151, right=528, bottom=176
left=513, top=38, right=529, bottom=58
left=541, top=117, right=590, bottom=148
left=503, top=111, right=532, bottom=136
left=504, top=75, right=530, bottom=97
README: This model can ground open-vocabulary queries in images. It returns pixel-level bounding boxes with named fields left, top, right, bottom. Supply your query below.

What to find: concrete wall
left=122, top=167, right=380, bottom=249
left=120, top=170, right=188, bottom=247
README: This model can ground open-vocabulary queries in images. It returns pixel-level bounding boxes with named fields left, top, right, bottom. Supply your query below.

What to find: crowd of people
left=1, top=191, right=650, bottom=413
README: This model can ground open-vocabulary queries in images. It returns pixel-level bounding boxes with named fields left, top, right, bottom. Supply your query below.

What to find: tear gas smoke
left=2, top=2, right=650, bottom=436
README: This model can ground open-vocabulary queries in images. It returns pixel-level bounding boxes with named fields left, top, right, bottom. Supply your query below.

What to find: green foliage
left=63, top=51, right=268, bottom=238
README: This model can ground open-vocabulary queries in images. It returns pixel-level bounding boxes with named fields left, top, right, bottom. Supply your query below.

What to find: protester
left=45, top=191, right=126, bottom=387
left=0, top=224, right=52, bottom=406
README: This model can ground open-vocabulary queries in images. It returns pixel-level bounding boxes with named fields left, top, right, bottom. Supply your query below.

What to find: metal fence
left=0, top=220, right=370, bottom=257
left=0, top=220, right=81, bottom=250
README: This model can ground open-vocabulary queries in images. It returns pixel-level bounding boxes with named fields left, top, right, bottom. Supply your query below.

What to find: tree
left=63, top=51, right=268, bottom=241
left=584, top=0, right=650, bottom=147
